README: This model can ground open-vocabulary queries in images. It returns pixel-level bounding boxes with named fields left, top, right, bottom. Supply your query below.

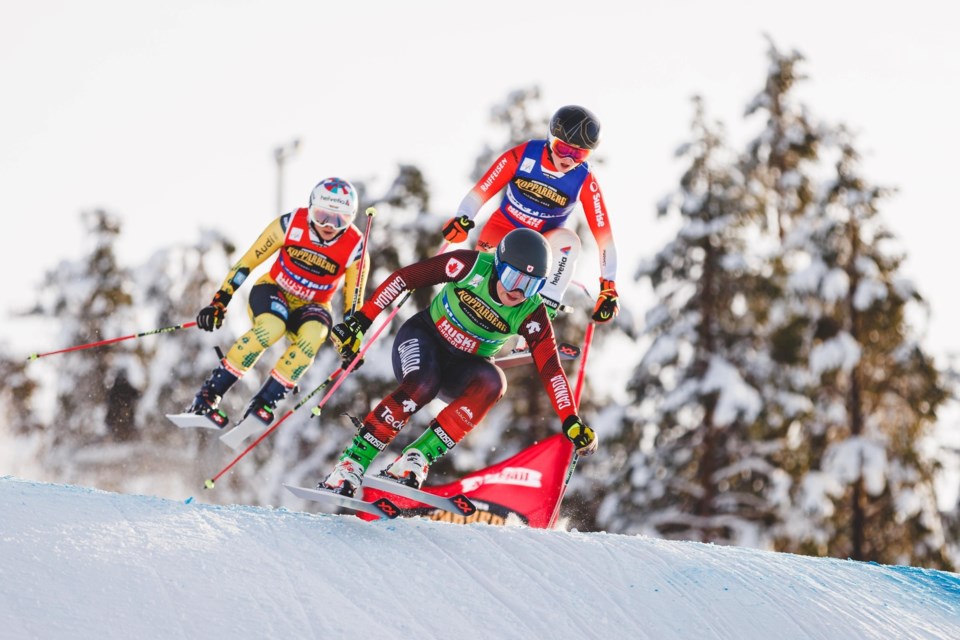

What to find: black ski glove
left=330, top=313, right=371, bottom=364
left=197, top=290, right=232, bottom=332
left=442, top=215, right=475, bottom=243
left=563, top=414, right=598, bottom=456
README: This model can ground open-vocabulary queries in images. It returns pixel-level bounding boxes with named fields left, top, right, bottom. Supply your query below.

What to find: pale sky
left=2, top=0, right=958, bottom=365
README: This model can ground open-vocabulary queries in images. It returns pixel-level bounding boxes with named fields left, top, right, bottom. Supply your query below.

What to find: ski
left=283, top=484, right=401, bottom=519
left=219, top=414, right=271, bottom=451
left=362, top=474, right=477, bottom=517
left=166, top=410, right=229, bottom=430
left=494, top=341, right=581, bottom=370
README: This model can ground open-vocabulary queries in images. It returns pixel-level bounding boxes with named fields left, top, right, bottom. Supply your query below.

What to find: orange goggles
left=550, top=136, right=591, bottom=163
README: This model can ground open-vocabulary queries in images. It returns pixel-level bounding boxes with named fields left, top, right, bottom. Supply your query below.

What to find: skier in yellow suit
left=182, top=177, right=368, bottom=427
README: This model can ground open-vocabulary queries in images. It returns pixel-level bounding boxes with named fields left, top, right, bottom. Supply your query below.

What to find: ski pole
left=202, top=367, right=345, bottom=489
left=573, top=322, right=595, bottom=405
left=309, top=241, right=450, bottom=417
left=349, top=207, right=376, bottom=316
left=549, top=319, right=597, bottom=528
left=27, top=321, right=197, bottom=361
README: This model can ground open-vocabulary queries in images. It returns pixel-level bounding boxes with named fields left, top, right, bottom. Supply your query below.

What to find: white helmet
left=308, top=177, right=358, bottom=230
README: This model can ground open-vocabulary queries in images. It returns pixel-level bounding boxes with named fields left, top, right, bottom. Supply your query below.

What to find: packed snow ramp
left=2, top=477, right=958, bottom=639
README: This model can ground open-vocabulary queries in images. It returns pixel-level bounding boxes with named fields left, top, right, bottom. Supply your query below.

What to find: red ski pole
left=27, top=321, right=197, bottom=361
left=573, top=322, right=595, bottom=405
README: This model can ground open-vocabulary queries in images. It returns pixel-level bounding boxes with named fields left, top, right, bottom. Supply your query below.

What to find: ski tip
left=203, top=479, right=215, bottom=490
left=451, top=493, right=477, bottom=516
left=372, top=496, right=401, bottom=519
left=184, top=496, right=194, bottom=504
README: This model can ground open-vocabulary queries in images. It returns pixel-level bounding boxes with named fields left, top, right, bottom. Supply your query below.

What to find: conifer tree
left=0, top=355, right=40, bottom=441
left=34, top=210, right=145, bottom=481
left=770, top=133, right=953, bottom=569
left=601, top=98, right=776, bottom=543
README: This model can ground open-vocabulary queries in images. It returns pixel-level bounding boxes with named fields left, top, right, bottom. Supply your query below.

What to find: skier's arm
left=521, top=306, right=598, bottom=455
left=216, top=215, right=287, bottom=297
left=578, top=172, right=618, bottom=282
left=353, top=250, right=480, bottom=324
left=578, top=174, right=620, bottom=323
left=443, top=143, right=526, bottom=243
left=330, top=251, right=482, bottom=356
left=197, top=215, right=287, bottom=332
left=520, top=305, right=578, bottom=421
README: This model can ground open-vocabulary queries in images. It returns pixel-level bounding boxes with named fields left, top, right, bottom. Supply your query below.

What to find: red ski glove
left=442, top=215, right=475, bottom=243
left=591, top=279, right=619, bottom=323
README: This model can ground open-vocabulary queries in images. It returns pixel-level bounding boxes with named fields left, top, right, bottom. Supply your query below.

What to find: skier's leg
left=432, top=357, right=506, bottom=446
left=326, top=312, right=444, bottom=494
left=540, top=227, right=581, bottom=318
left=187, top=282, right=288, bottom=414
left=244, top=302, right=333, bottom=424
left=381, top=356, right=506, bottom=488
left=223, top=282, right=289, bottom=375
left=475, top=211, right=518, bottom=253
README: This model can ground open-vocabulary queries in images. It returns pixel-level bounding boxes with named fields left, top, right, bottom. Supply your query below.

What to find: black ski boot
left=186, top=365, right=238, bottom=415
left=243, top=375, right=292, bottom=426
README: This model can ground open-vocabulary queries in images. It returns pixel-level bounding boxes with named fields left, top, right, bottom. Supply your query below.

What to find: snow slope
left=2, top=476, right=958, bottom=640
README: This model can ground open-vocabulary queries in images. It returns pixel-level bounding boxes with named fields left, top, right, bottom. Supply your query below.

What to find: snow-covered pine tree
left=25, top=211, right=243, bottom=498
left=741, top=36, right=821, bottom=242
left=34, top=210, right=146, bottom=483
left=732, top=38, right=954, bottom=568
left=0, top=355, right=40, bottom=441
left=770, top=132, right=954, bottom=569
left=599, top=98, right=775, bottom=544
left=131, top=230, right=245, bottom=501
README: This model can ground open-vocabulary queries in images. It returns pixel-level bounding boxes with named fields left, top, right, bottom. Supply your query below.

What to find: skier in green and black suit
left=320, top=228, right=598, bottom=497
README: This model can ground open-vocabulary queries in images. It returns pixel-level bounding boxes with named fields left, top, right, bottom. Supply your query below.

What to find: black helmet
left=495, top=228, right=552, bottom=279
left=549, top=105, right=601, bottom=150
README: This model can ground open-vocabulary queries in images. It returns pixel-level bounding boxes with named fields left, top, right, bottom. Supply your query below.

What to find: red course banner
left=360, top=434, right=575, bottom=527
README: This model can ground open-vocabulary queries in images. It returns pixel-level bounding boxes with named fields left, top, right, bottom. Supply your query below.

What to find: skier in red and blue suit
left=441, top=105, right=619, bottom=323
